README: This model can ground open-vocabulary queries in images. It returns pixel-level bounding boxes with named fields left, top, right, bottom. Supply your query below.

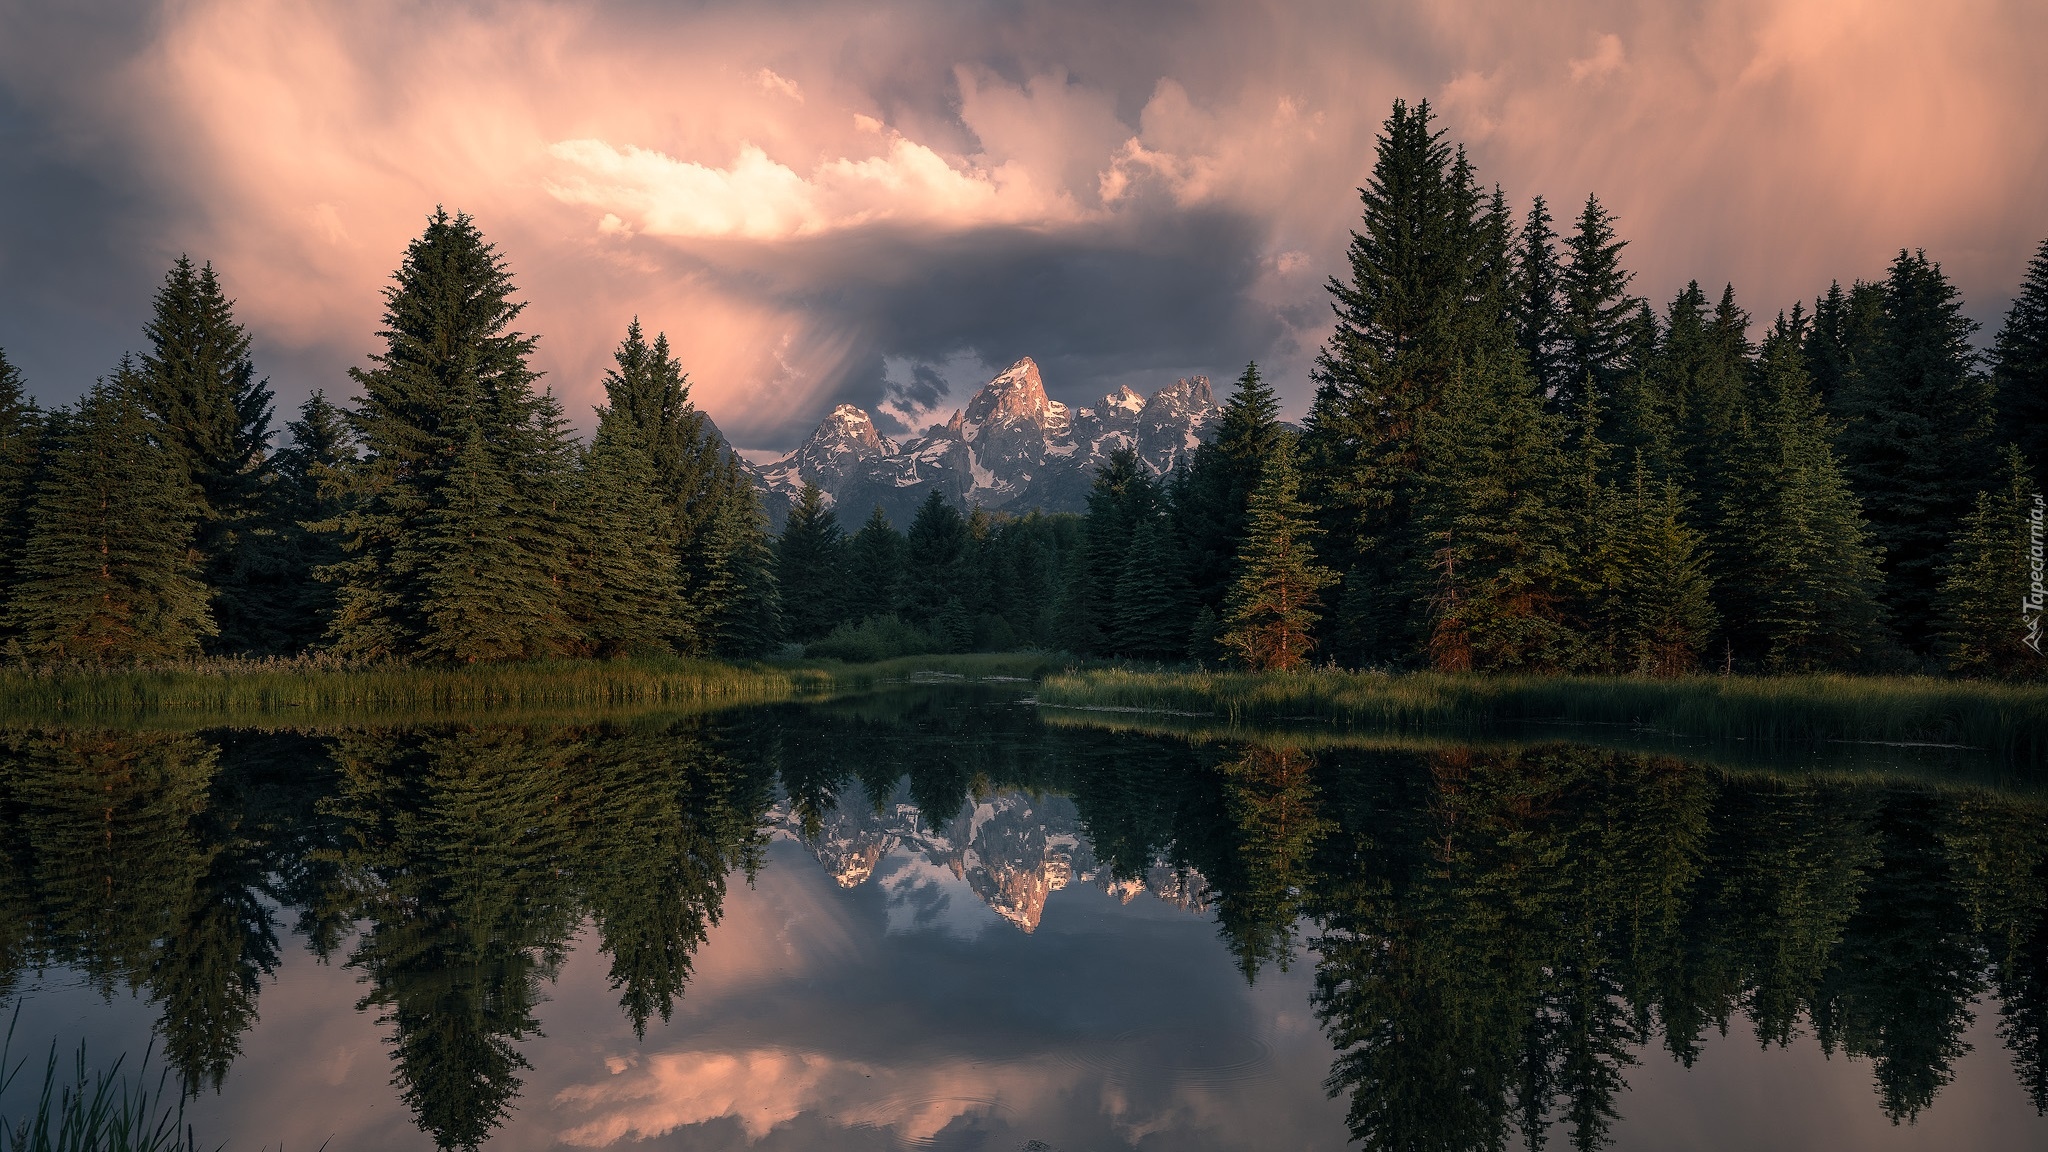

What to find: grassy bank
left=1037, top=668, right=2048, bottom=762
left=0, top=651, right=1061, bottom=725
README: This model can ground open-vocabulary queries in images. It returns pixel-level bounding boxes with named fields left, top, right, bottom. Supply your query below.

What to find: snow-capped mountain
left=769, top=780, right=1210, bottom=933
left=756, top=357, right=1222, bottom=527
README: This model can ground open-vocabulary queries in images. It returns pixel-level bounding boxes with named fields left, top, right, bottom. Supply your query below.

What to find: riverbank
left=1036, top=667, right=2048, bottom=762
left=0, top=651, right=1063, bottom=724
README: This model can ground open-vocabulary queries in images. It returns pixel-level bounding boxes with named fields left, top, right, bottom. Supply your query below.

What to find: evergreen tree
left=596, top=320, right=733, bottom=642
left=564, top=417, right=677, bottom=657
left=1560, top=195, right=1641, bottom=406
left=270, top=392, right=354, bottom=651
left=134, top=257, right=281, bottom=654
left=901, top=490, right=971, bottom=629
left=1300, top=99, right=1509, bottom=660
left=1932, top=447, right=2043, bottom=678
left=0, top=349, right=42, bottom=629
left=1837, top=250, right=1997, bottom=650
left=1073, top=450, right=1160, bottom=655
left=7, top=367, right=214, bottom=663
left=327, top=209, right=569, bottom=662
left=776, top=483, right=847, bottom=642
left=1411, top=354, right=1577, bottom=672
left=1511, top=196, right=1570, bottom=401
left=1221, top=433, right=1338, bottom=671
left=845, top=506, right=903, bottom=621
left=1586, top=456, right=1717, bottom=676
left=1113, top=514, right=1193, bottom=661
left=1720, top=328, right=1887, bottom=671
left=695, top=462, right=781, bottom=658
left=1176, top=363, right=1284, bottom=614
left=1993, top=238, right=2048, bottom=484
left=1805, top=279, right=1885, bottom=411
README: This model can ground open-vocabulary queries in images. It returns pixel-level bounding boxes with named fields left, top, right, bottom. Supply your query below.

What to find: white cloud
left=1570, top=32, right=1628, bottom=82
left=546, top=133, right=1080, bottom=240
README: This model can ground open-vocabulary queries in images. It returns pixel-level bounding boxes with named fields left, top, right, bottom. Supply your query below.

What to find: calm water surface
left=1, top=686, right=2044, bottom=1150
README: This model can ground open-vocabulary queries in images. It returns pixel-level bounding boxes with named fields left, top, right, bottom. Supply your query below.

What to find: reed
left=0, top=654, right=831, bottom=721
left=0, top=1023, right=213, bottom=1152
left=1037, top=668, right=2048, bottom=762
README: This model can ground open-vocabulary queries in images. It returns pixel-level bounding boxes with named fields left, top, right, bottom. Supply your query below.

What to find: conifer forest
left=1, top=100, right=2043, bottom=682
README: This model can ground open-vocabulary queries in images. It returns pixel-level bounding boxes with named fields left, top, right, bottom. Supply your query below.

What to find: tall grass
left=0, top=1022, right=212, bottom=1152
left=1037, top=668, right=2048, bottom=762
left=0, top=654, right=831, bottom=723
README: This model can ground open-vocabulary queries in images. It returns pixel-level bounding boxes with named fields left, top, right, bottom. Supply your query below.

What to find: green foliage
left=902, top=490, right=971, bottom=627
left=6, top=372, right=214, bottom=664
left=1510, top=195, right=1570, bottom=400
left=1719, top=326, right=1889, bottom=671
left=694, top=464, right=781, bottom=659
left=1583, top=455, right=1718, bottom=675
left=1222, top=434, right=1338, bottom=671
left=803, top=614, right=938, bottom=663
left=326, top=209, right=569, bottom=662
left=1933, top=447, right=2043, bottom=678
left=776, top=483, right=847, bottom=642
left=846, top=506, right=903, bottom=617
left=1993, top=238, right=2048, bottom=485
left=1176, top=362, right=1284, bottom=614
left=565, top=416, right=678, bottom=657
left=1560, top=193, right=1642, bottom=406
left=0, top=349, right=43, bottom=635
left=1837, top=250, right=1998, bottom=649
left=133, top=257, right=281, bottom=656
left=1113, top=514, right=1192, bottom=661
left=270, top=391, right=354, bottom=651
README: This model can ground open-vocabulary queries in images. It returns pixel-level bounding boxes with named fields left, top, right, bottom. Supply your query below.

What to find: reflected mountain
left=0, top=688, right=2042, bottom=1150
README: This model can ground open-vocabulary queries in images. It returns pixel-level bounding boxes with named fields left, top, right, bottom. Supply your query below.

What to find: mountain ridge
left=753, top=357, right=1223, bottom=526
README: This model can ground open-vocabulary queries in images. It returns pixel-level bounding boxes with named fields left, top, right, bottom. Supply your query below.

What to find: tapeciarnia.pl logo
left=2028, top=493, right=2045, bottom=655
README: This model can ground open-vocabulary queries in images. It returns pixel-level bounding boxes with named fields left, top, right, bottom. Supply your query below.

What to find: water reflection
left=0, top=689, right=2042, bottom=1150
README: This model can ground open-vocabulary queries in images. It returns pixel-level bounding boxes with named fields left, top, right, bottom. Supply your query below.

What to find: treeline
left=4, top=100, right=2045, bottom=678
left=0, top=212, right=778, bottom=666
left=803, top=99, right=2043, bottom=677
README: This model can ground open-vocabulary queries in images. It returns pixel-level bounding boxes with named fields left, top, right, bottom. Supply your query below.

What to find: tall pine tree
left=1560, top=194, right=1642, bottom=408
left=1993, top=238, right=2048, bottom=485
left=564, top=414, right=677, bottom=657
left=270, top=392, right=353, bottom=651
left=1932, top=447, right=2042, bottom=679
left=1221, top=433, right=1337, bottom=671
left=777, top=483, right=847, bottom=642
left=1175, top=362, right=1283, bottom=615
left=134, top=257, right=281, bottom=654
left=845, top=506, right=903, bottom=623
left=0, top=348, right=42, bottom=633
left=1511, top=196, right=1570, bottom=401
left=7, top=366, right=214, bottom=663
left=1836, top=249, right=1997, bottom=650
left=1113, top=514, right=1193, bottom=661
left=327, top=210, right=570, bottom=662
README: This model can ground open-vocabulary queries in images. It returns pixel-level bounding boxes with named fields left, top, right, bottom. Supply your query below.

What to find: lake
left=2, top=683, right=2044, bottom=1151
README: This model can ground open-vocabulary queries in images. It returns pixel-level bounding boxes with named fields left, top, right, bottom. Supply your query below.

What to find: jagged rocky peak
left=1099, top=384, right=1146, bottom=415
left=964, top=357, right=1066, bottom=430
left=1146, top=375, right=1213, bottom=413
left=809, top=403, right=888, bottom=455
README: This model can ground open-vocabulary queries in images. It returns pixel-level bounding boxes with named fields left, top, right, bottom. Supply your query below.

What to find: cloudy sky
left=2, top=0, right=2043, bottom=452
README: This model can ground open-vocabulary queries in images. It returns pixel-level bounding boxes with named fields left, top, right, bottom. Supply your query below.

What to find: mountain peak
left=964, top=357, right=1059, bottom=428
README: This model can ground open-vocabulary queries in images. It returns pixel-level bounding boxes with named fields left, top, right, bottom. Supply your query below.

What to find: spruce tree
left=1933, top=447, right=2043, bottom=678
left=1993, top=238, right=2048, bottom=484
left=845, top=506, right=903, bottom=622
left=776, top=483, right=847, bottom=642
left=1560, top=195, right=1642, bottom=406
left=1300, top=100, right=1510, bottom=659
left=1586, top=456, right=1717, bottom=675
left=1411, top=352, right=1577, bottom=672
left=1113, top=514, right=1193, bottom=661
left=694, top=460, right=781, bottom=658
left=7, top=366, right=214, bottom=663
left=134, top=257, right=281, bottom=654
left=1511, top=196, right=1570, bottom=401
left=1805, top=279, right=1885, bottom=411
left=564, top=416, right=677, bottom=657
left=1077, top=450, right=1160, bottom=655
left=270, top=392, right=354, bottom=651
left=1176, top=362, right=1283, bottom=613
left=901, top=490, right=971, bottom=629
left=1221, top=433, right=1337, bottom=671
left=328, top=210, right=568, bottom=662
left=1720, top=328, right=1887, bottom=671
left=1836, top=249, right=1997, bottom=649
left=0, top=349, right=42, bottom=628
